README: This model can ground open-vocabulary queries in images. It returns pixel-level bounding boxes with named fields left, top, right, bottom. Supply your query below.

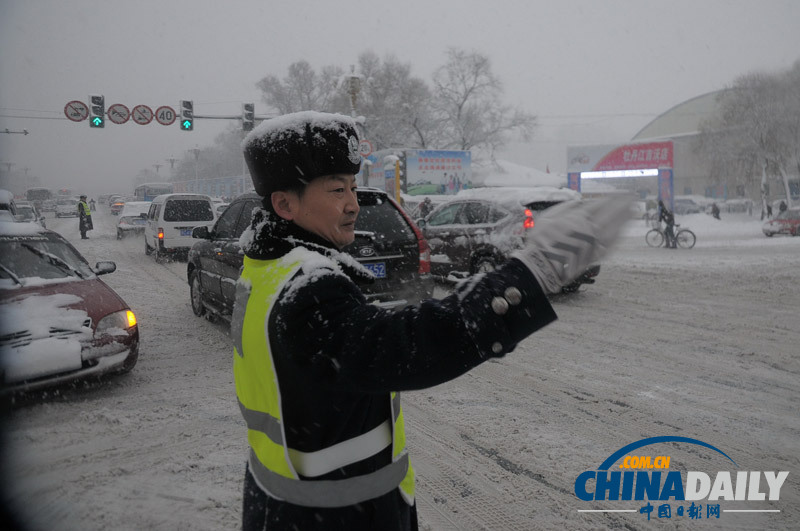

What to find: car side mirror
left=416, top=219, right=426, bottom=228
left=94, top=261, right=116, bottom=275
left=192, top=226, right=210, bottom=239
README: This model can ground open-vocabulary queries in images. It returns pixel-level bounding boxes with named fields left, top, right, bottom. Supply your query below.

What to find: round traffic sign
left=107, top=103, right=130, bottom=124
left=358, top=139, right=373, bottom=157
left=131, top=104, right=154, bottom=125
left=155, top=105, right=177, bottom=126
left=64, top=100, right=89, bottom=122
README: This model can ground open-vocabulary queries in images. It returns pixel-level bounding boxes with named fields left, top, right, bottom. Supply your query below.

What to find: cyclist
left=658, top=200, right=676, bottom=248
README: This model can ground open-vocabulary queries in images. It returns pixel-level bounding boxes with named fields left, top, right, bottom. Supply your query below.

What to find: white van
left=144, top=193, right=216, bottom=258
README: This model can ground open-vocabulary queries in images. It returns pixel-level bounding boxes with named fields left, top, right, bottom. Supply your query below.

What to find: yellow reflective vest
left=232, top=252, right=415, bottom=508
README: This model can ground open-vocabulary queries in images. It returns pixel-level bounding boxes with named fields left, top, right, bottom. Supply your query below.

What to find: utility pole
left=190, top=147, right=201, bottom=193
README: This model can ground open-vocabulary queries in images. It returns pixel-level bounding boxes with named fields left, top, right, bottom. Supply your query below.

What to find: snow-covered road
left=3, top=207, right=798, bottom=530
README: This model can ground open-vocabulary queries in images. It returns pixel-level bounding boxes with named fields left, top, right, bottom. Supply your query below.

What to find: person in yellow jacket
left=234, top=111, right=630, bottom=530
left=77, top=194, right=93, bottom=239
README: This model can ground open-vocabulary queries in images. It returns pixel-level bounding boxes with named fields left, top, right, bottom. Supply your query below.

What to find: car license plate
left=363, top=262, right=387, bottom=278
left=133, top=219, right=146, bottom=225
left=180, top=228, right=193, bottom=236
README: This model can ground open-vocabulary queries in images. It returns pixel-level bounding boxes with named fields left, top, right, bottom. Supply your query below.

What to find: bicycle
left=645, top=222, right=696, bottom=248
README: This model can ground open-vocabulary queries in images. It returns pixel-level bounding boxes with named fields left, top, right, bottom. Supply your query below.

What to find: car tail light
left=157, top=228, right=164, bottom=240
left=389, top=196, right=431, bottom=275
left=523, top=208, right=535, bottom=229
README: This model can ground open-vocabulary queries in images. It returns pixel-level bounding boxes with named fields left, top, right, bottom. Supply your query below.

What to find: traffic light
left=242, top=103, right=255, bottom=131
left=89, top=94, right=105, bottom=128
left=180, top=100, right=193, bottom=131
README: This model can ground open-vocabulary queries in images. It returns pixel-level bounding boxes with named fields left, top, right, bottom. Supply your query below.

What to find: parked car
left=187, top=188, right=434, bottom=321
left=55, top=197, right=79, bottom=218
left=0, top=222, right=139, bottom=395
left=144, top=193, right=217, bottom=260
left=14, top=201, right=47, bottom=228
left=116, top=201, right=151, bottom=239
left=672, top=197, right=704, bottom=215
left=762, top=206, right=800, bottom=237
left=416, top=186, right=600, bottom=293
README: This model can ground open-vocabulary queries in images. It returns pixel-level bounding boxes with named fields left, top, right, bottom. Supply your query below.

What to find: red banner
left=594, top=141, right=673, bottom=171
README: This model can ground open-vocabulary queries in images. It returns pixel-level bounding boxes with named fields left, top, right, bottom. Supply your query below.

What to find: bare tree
left=695, top=61, right=800, bottom=215
left=256, top=60, right=344, bottom=114
left=354, top=51, right=438, bottom=150
left=432, top=48, right=536, bottom=157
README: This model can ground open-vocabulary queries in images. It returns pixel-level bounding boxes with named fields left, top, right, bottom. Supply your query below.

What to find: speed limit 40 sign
left=155, top=106, right=177, bottom=126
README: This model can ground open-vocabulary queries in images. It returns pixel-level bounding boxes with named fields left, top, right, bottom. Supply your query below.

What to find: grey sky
left=1, top=0, right=799, bottom=194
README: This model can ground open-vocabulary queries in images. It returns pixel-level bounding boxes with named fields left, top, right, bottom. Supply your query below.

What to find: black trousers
left=242, top=463, right=418, bottom=531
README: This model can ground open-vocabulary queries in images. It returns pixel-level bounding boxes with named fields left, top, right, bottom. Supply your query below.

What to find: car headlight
left=96, top=310, right=137, bottom=335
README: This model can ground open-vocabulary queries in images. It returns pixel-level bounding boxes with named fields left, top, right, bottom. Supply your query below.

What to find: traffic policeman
left=233, top=111, right=630, bottom=530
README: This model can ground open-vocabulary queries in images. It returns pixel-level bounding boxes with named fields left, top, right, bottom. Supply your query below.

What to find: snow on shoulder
left=242, top=111, right=356, bottom=149
left=278, top=246, right=350, bottom=304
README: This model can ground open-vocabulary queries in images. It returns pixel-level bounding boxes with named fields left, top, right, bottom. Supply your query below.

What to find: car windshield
left=163, top=199, right=214, bottom=222
left=0, top=235, right=93, bottom=284
left=354, top=193, right=415, bottom=242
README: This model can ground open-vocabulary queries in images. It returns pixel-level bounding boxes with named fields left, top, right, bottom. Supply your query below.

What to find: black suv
left=187, top=188, right=434, bottom=321
left=417, top=186, right=601, bottom=293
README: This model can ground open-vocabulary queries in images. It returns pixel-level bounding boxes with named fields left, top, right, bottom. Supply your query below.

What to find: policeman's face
left=287, top=174, right=360, bottom=249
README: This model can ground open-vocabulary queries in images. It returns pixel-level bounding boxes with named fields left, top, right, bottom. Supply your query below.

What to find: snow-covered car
left=187, top=188, right=434, bottom=320
left=116, top=201, right=151, bottom=239
left=762, top=206, right=800, bottom=237
left=0, top=222, right=139, bottom=395
left=673, top=197, right=703, bottom=215
left=0, top=188, right=18, bottom=216
left=14, top=201, right=47, bottom=228
left=401, top=194, right=450, bottom=220
left=144, top=193, right=217, bottom=259
left=417, top=186, right=600, bottom=292
left=55, top=197, right=79, bottom=218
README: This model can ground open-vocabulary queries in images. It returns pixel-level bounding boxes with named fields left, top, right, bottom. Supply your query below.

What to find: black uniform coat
left=239, top=209, right=558, bottom=531
left=78, top=201, right=93, bottom=232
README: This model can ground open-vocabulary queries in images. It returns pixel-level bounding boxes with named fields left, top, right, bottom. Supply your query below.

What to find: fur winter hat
left=242, top=111, right=361, bottom=197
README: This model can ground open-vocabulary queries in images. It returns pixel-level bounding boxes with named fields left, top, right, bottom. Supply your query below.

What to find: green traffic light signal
left=90, top=116, right=104, bottom=128
left=180, top=100, right=193, bottom=131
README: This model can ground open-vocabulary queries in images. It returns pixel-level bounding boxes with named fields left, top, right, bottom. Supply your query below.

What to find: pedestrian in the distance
left=711, top=202, right=720, bottom=220
left=89, top=198, right=96, bottom=211
left=78, top=194, right=93, bottom=239
left=233, top=111, right=631, bottom=531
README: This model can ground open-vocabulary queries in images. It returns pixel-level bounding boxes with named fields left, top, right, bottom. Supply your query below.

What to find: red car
left=0, top=222, right=139, bottom=395
left=762, top=206, right=800, bottom=237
